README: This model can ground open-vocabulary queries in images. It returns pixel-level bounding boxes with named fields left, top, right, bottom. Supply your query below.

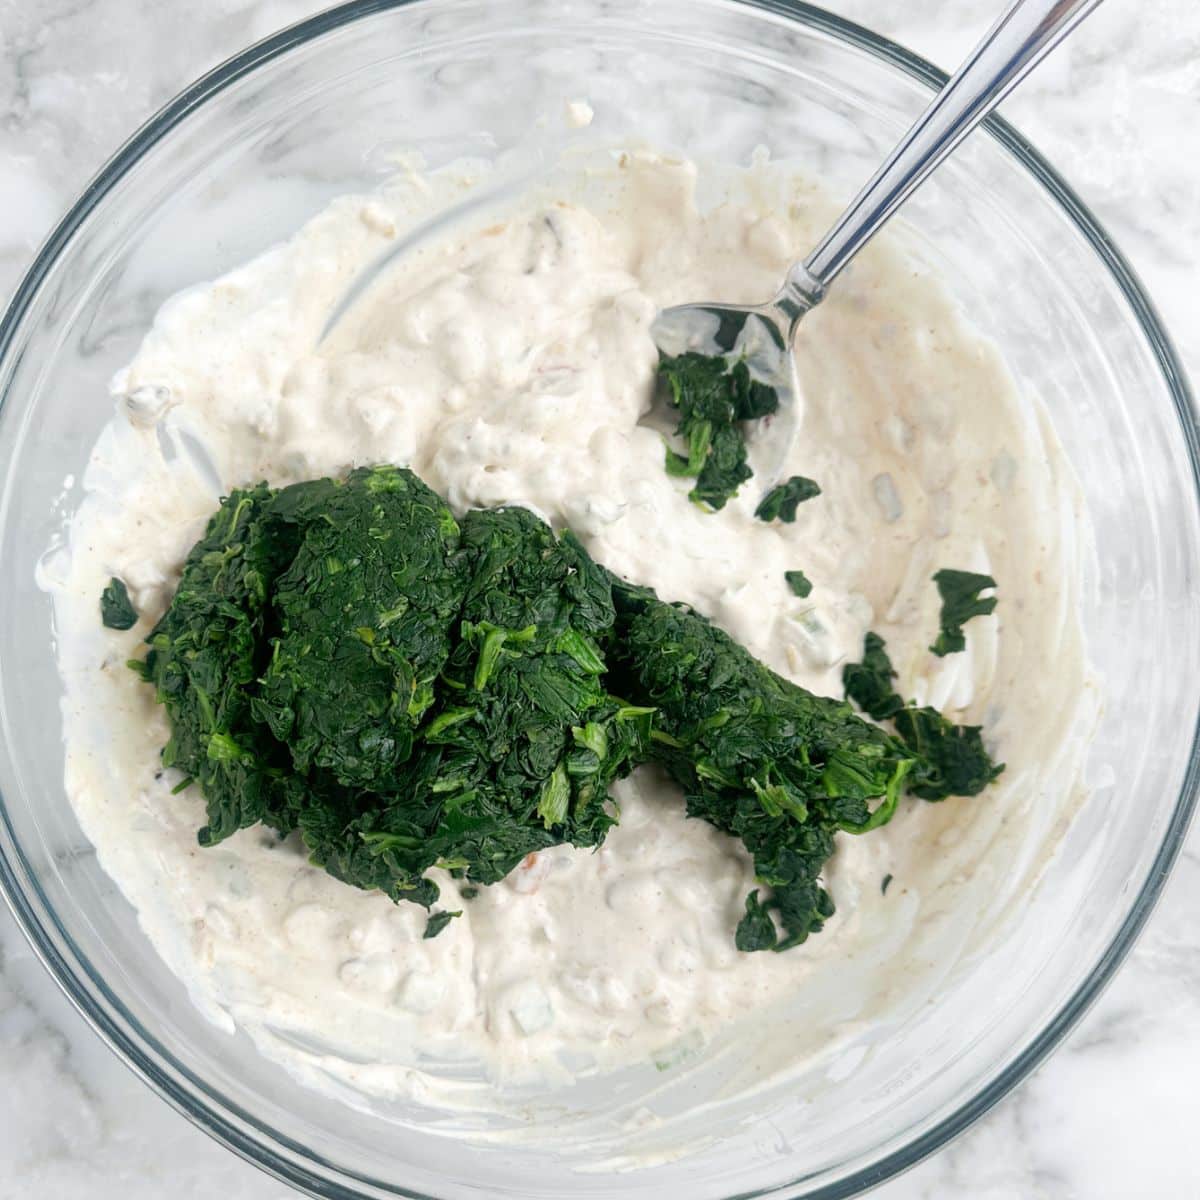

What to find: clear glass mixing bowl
left=0, top=1, right=1197, bottom=1197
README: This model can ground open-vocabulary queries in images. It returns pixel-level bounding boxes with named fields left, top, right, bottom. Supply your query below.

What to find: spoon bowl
left=651, top=0, right=1104, bottom=482
left=650, top=266, right=827, bottom=482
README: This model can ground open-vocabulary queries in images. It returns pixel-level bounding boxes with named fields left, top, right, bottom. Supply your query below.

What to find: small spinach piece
left=424, top=910, right=462, bottom=939
left=755, top=475, right=821, bottom=523
left=842, top=631, right=905, bottom=721
left=100, top=577, right=138, bottom=630
left=735, top=891, right=779, bottom=952
left=784, top=570, right=813, bottom=599
left=931, top=569, right=997, bottom=656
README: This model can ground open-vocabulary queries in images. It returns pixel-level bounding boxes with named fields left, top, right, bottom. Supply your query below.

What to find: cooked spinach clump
left=658, top=352, right=779, bottom=511
left=842, top=630, right=1004, bottom=801
left=133, top=467, right=647, bottom=928
left=132, top=464, right=1002, bottom=950
left=606, top=579, right=914, bottom=951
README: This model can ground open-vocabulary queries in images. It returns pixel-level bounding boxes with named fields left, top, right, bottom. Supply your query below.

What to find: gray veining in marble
left=0, top=2, right=1197, bottom=1197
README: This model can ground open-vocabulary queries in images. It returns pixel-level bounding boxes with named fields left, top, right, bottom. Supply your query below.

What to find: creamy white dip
left=44, top=147, right=1095, bottom=1117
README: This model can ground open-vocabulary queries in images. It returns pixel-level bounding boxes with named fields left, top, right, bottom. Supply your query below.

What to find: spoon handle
left=786, top=0, right=1105, bottom=307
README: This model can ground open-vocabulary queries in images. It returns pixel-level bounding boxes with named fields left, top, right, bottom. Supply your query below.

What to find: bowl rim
left=0, top=1, right=1197, bottom=1198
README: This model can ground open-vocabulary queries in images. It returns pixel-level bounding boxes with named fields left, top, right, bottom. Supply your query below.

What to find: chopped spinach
left=784, top=570, right=813, bottom=599
left=130, top=480, right=291, bottom=847
left=931, top=568, right=997, bottom=657
left=894, top=706, right=1004, bottom=801
left=658, top=352, right=778, bottom=511
left=100, top=577, right=138, bottom=630
left=133, top=465, right=1003, bottom=951
left=254, top=467, right=466, bottom=791
left=881, top=873, right=893, bottom=895
left=606, top=578, right=915, bottom=951
left=842, top=631, right=905, bottom=721
left=735, top=891, right=782, bottom=952
left=423, top=910, right=461, bottom=939
left=133, top=465, right=646, bottom=921
left=755, top=475, right=821, bottom=523
left=842, top=630, right=1004, bottom=802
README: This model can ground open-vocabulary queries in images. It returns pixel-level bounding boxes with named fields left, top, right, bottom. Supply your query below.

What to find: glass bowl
left=0, top=1, right=1197, bottom=1197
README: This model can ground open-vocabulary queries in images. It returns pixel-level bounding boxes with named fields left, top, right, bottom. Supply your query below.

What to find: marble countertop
left=1, top=1, right=1198, bottom=1197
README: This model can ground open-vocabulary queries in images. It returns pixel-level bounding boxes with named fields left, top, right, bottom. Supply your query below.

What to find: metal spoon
left=653, top=0, right=1105, bottom=466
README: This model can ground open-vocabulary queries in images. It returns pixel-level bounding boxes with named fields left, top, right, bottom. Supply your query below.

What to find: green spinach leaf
left=842, top=631, right=905, bottom=721
left=755, top=476, right=821, bottom=523
left=931, top=568, right=997, bottom=656
left=424, top=910, right=462, bottom=939
left=100, top=577, right=138, bottom=630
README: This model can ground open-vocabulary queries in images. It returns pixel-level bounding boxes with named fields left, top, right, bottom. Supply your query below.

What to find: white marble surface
left=1, top=1, right=1198, bottom=1197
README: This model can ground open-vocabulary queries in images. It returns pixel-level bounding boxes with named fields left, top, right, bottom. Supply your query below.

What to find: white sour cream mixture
left=46, top=148, right=1095, bottom=1114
